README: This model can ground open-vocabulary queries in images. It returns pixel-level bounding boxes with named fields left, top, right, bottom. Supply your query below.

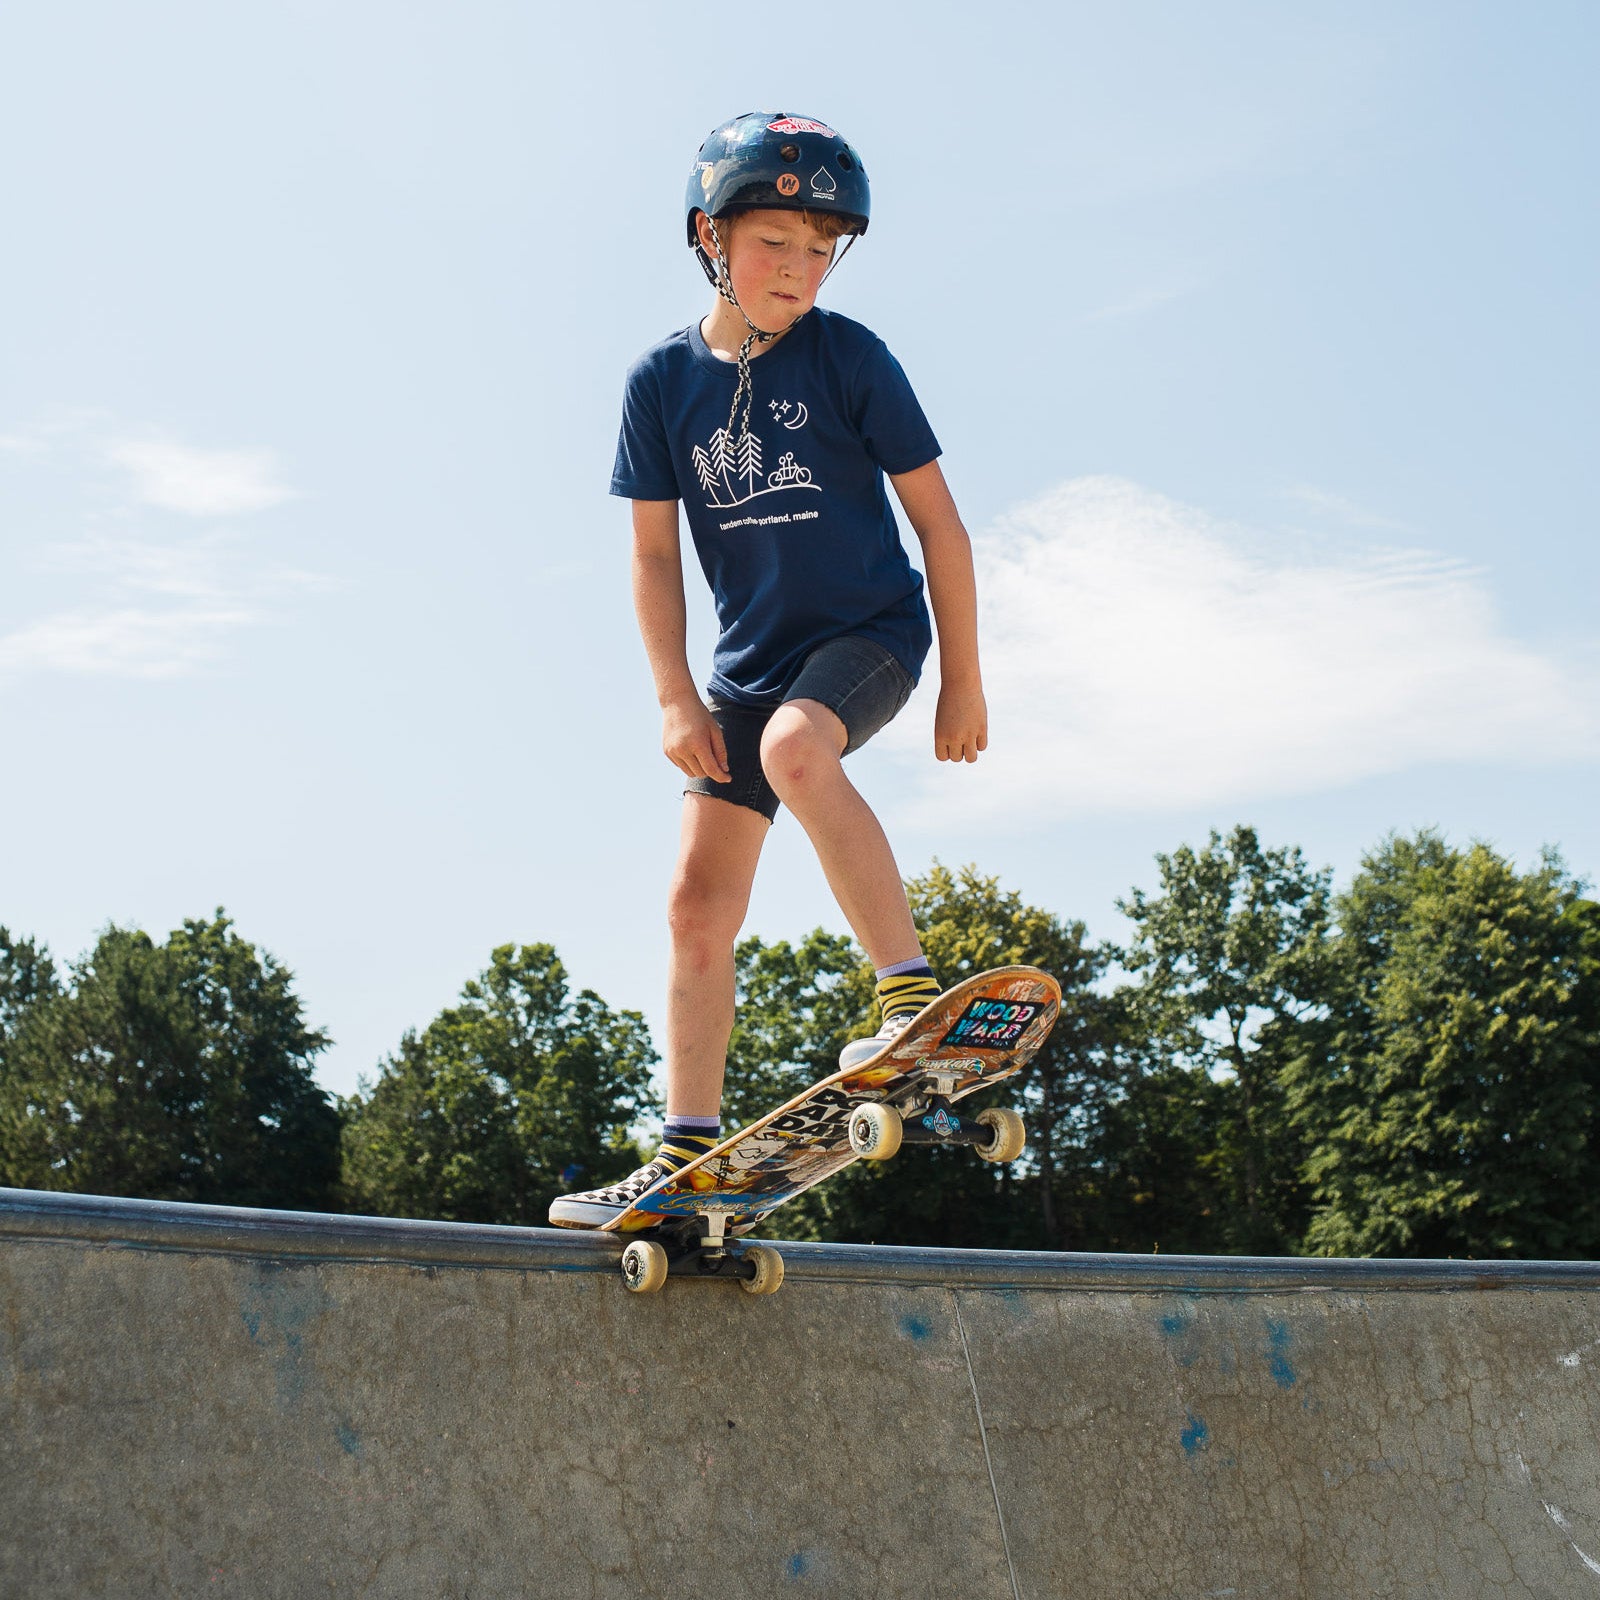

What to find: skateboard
left=606, top=965, right=1061, bottom=1296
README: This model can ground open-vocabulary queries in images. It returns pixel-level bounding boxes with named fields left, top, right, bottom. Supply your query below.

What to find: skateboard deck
left=606, top=966, right=1060, bottom=1288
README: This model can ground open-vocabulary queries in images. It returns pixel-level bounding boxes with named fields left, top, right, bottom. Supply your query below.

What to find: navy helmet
left=685, top=111, right=870, bottom=284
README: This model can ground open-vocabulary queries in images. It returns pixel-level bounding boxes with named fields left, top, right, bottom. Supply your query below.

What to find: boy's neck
left=699, top=299, right=805, bottom=364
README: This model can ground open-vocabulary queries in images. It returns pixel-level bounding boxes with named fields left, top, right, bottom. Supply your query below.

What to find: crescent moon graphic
left=782, top=402, right=809, bottom=430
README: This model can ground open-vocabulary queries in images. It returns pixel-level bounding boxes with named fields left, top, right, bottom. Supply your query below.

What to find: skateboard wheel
left=848, top=1102, right=903, bottom=1161
left=740, top=1244, right=784, bottom=1296
left=974, top=1107, right=1027, bottom=1163
left=621, top=1239, right=668, bottom=1294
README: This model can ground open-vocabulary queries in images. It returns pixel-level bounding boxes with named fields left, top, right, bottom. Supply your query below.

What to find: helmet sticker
left=767, top=116, right=835, bottom=137
left=687, top=113, right=868, bottom=286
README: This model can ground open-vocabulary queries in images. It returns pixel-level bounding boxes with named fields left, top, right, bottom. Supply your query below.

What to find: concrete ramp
left=2, top=1188, right=1598, bottom=1598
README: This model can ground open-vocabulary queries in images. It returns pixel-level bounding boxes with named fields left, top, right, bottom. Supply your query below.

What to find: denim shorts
left=685, top=636, right=917, bottom=822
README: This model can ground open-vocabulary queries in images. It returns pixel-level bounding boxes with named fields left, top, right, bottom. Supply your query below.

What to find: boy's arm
left=889, top=460, right=988, bottom=763
left=631, top=499, right=730, bottom=783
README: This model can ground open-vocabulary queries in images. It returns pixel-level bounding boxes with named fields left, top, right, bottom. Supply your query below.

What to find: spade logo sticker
left=809, top=166, right=837, bottom=201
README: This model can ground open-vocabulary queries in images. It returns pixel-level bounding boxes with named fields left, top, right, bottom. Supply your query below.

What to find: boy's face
left=701, top=209, right=837, bottom=325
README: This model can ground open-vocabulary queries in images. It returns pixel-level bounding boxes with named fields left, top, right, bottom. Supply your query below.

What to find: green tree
left=1090, top=1055, right=1232, bottom=1255
left=0, top=928, right=58, bottom=1042
left=0, top=914, right=339, bottom=1209
left=0, top=928, right=61, bottom=1177
left=1289, top=834, right=1600, bottom=1258
left=1117, top=826, right=1333, bottom=1254
left=341, top=943, right=657, bottom=1224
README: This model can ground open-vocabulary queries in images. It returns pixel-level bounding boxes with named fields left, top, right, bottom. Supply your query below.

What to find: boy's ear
left=694, top=210, right=723, bottom=257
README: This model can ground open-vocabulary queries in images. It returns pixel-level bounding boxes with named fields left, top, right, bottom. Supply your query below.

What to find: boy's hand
left=935, top=683, right=988, bottom=763
left=662, top=697, right=731, bottom=783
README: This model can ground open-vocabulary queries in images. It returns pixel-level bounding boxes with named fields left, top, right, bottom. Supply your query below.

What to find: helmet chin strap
left=705, top=214, right=790, bottom=456
left=702, top=215, right=862, bottom=456
left=819, top=231, right=858, bottom=288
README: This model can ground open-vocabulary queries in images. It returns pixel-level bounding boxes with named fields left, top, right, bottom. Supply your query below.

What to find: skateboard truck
left=848, top=1096, right=1028, bottom=1164
left=619, top=1210, right=785, bottom=1297
left=896, top=1096, right=988, bottom=1147
left=698, top=1208, right=731, bottom=1257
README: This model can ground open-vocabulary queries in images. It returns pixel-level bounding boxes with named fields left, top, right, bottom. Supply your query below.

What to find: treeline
left=2, top=826, right=1597, bottom=1260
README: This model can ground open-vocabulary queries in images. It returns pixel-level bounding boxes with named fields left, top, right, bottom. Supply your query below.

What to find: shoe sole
left=837, top=1046, right=880, bottom=1071
left=548, top=1198, right=628, bottom=1229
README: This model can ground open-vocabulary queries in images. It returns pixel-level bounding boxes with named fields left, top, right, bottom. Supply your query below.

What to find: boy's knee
left=760, top=709, right=840, bottom=799
left=666, top=869, right=744, bottom=950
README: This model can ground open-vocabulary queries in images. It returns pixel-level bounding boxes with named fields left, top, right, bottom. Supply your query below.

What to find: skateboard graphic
left=605, top=965, right=1061, bottom=1297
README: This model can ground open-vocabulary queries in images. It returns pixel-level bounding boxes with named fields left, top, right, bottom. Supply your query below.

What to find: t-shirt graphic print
left=692, top=397, right=819, bottom=510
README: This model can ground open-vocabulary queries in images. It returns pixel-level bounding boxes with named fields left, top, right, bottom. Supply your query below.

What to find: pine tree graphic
left=708, top=427, right=739, bottom=503
left=736, top=431, right=764, bottom=497
left=692, top=444, right=720, bottom=501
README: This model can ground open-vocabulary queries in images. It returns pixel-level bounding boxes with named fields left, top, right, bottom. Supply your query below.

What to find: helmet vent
left=837, top=152, right=855, bottom=170
left=779, top=144, right=800, bottom=163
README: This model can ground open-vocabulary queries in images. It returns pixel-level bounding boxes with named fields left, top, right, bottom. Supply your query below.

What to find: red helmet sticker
left=767, top=117, right=835, bottom=137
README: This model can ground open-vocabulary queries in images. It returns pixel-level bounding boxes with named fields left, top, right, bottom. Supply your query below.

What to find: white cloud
left=1085, top=280, right=1197, bottom=324
left=106, top=438, right=295, bottom=515
left=0, top=423, right=324, bottom=687
left=42, top=533, right=243, bottom=599
left=883, top=476, right=1597, bottom=827
left=0, top=536, right=332, bottom=685
left=1274, top=483, right=1412, bottom=533
left=0, top=604, right=255, bottom=680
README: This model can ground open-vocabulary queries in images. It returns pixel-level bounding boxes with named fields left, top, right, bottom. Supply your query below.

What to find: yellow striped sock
left=877, top=971, right=941, bottom=1024
left=655, top=1132, right=719, bottom=1174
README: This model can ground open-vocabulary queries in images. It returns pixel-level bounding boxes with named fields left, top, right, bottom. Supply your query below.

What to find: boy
left=549, top=111, right=985, bottom=1229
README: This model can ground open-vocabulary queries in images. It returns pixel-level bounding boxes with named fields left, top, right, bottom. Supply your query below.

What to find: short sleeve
left=611, top=359, right=680, bottom=500
left=851, top=339, right=941, bottom=476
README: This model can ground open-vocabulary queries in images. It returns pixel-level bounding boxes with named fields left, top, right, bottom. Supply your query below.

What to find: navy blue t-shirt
left=611, top=308, right=940, bottom=707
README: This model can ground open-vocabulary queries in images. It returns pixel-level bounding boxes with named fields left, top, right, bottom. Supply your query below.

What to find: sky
left=2, top=1, right=1596, bottom=1101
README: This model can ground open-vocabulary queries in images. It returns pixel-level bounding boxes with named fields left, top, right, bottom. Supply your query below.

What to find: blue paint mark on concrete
left=239, top=1264, right=333, bottom=1409
left=1160, top=1308, right=1202, bottom=1367
left=1265, top=1320, right=1297, bottom=1388
left=1180, top=1412, right=1209, bottom=1455
left=899, top=1314, right=933, bottom=1343
left=335, top=1420, right=362, bottom=1457
left=786, top=1552, right=811, bottom=1579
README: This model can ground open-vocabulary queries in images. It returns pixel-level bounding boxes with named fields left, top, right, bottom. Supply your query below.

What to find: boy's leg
left=548, top=791, right=767, bottom=1229
left=759, top=699, right=919, bottom=969
left=760, top=698, right=940, bottom=1065
left=663, top=791, right=770, bottom=1116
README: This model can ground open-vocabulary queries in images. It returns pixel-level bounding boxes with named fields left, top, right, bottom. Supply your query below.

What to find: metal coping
left=2, top=1187, right=1597, bottom=1294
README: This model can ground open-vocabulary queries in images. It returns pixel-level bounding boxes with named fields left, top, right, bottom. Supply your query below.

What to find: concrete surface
left=2, top=1186, right=1599, bottom=1598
